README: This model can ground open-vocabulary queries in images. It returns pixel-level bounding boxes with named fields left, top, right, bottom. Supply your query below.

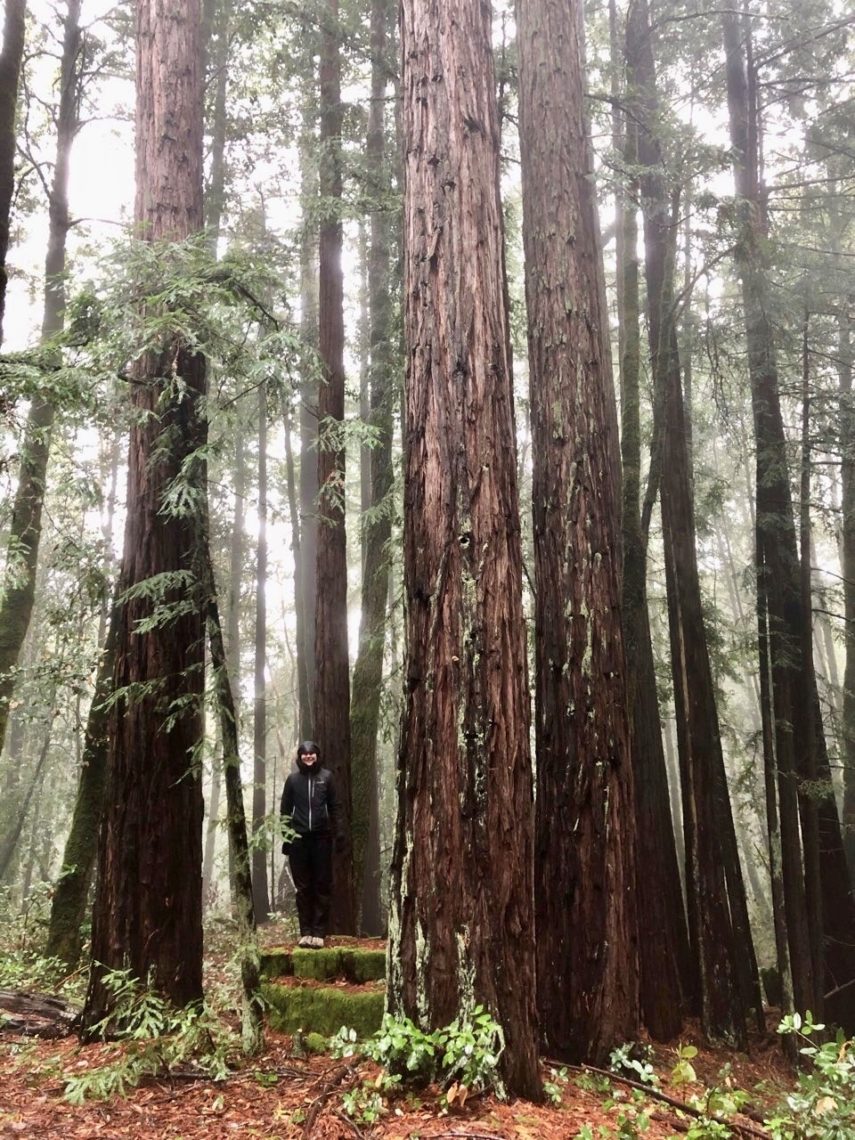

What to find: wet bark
left=350, top=0, right=395, bottom=938
left=314, top=0, right=354, bottom=934
left=517, top=0, right=638, bottom=1062
left=619, top=2, right=693, bottom=1038
left=388, top=0, right=541, bottom=1099
left=81, top=0, right=207, bottom=1028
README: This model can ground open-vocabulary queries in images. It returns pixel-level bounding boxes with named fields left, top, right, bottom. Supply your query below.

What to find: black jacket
left=280, top=758, right=340, bottom=838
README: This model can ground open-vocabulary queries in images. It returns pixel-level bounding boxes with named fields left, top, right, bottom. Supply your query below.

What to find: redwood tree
left=314, top=0, right=354, bottom=933
left=81, top=0, right=207, bottom=1025
left=387, top=0, right=540, bottom=1099
left=516, top=0, right=638, bottom=1062
left=722, top=9, right=855, bottom=1030
left=350, top=0, right=396, bottom=937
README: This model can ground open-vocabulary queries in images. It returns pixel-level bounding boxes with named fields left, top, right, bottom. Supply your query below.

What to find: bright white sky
left=6, top=0, right=135, bottom=350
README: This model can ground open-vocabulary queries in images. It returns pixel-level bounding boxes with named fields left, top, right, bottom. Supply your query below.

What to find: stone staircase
left=260, top=943, right=386, bottom=1040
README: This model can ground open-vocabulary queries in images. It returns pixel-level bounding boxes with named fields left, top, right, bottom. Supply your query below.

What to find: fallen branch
left=302, top=1062, right=355, bottom=1137
left=332, top=1107, right=364, bottom=1138
left=559, top=1062, right=769, bottom=1139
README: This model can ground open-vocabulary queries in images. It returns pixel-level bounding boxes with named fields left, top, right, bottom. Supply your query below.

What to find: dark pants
left=288, top=832, right=333, bottom=937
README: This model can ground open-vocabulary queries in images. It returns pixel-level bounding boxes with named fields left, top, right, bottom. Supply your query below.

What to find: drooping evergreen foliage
left=0, top=0, right=852, bottom=1072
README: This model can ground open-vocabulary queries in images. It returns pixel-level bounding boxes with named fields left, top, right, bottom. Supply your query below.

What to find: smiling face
left=301, top=749, right=318, bottom=766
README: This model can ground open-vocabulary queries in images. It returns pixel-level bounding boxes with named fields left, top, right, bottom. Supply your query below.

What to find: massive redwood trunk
left=516, top=0, right=638, bottom=1062
left=82, top=0, right=206, bottom=1026
left=387, top=0, right=540, bottom=1100
left=314, top=0, right=354, bottom=933
left=350, top=0, right=395, bottom=937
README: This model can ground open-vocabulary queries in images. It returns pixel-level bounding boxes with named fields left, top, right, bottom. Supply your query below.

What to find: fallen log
left=0, top=988, right=77, bottom=1037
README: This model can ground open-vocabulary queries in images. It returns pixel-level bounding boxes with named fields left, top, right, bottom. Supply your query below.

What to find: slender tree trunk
left=0, top=0, right=81, bottom=757
left=205, top=570, right=263, bottom=1053
left=0, top=0, right=26, bottom=345
left=388, top=0, right=541, bottom=1099
left=838, top=265, right=855, bottom=871
left=516, top=0, right=638, bottom=1062
left=629, top=0, right=758, bottom=1043
left=618, top=7, right=693, bottom=1037
left=314, top=0, right=354, bottom=933
left=350, top=0, right=395, bottom=938
left=203, top=434, right=245, bottom=905
left=0, top=707, right=54, bottom=882
left=723, top=9, right=855, bottom=1030
left=252, top=384, right=270, bottom=921
left=81, top=0, right=207, bottom=1028
left=203, top=0, right=231, bottom=245
left=297, top=50, right=319, bottom=738
left=46, top=609, right=118, bottom=965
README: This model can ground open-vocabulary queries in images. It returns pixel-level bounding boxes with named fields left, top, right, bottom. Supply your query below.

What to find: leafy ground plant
left=63, top=968, right=239, bottom=1103
left=331, top=1003, right=506, bottom=1120
left=764, top=1011, right=855, bottom=1139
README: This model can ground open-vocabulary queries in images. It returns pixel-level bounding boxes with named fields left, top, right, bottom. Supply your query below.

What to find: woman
left=280, top=740, right=342, bottom=948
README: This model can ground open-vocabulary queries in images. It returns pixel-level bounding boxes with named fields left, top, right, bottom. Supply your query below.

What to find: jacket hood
left=296, top=740, right=321, bottom=773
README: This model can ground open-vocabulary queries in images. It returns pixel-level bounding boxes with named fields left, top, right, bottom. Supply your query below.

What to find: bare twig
left=559, top=1063, right=769, bottom=1140
left=302, top=1062, right=356, bottom=1137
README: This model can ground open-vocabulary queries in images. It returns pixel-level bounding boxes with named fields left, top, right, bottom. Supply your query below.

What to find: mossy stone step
left=260, top=946, right=386, bottom=984
left=262, top=980, right=385, bottom=1038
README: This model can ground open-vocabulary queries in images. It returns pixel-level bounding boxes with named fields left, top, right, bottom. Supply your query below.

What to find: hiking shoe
left=297, top=935, right=312, bottom=948
left=310, top=936, right=325, bottom=949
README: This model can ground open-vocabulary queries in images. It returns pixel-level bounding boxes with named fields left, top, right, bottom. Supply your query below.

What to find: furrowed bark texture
left=314, top=0, right=354, bottom=933
left=617, top=107, right=692, bottom=1034
left=516, top=0, right=638, bottom=1062
left=0, top=0, right=25, bottom=345
left=350, top=0, right=395, bottom=937
left=82, top=0, right=206, bottom=1025
left=388, top=0, right=540, bottom=1099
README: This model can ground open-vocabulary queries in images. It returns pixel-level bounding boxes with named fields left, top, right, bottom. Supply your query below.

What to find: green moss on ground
left=262, top=981, right=384, bottom=1038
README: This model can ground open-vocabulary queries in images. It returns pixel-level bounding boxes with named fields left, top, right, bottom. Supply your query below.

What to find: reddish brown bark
left=82, top=0, right=206, bottom=1026
left=314, top=0, right=354, bottom=933
left=387, top=0, right=540, bottom=1100
left=516, top=0, right=638, bottom=1063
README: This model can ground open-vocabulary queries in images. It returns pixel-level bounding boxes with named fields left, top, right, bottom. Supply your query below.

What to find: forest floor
left=0, top=1024, right=790, bottom=1139
left=0, top=928, right=794, bottom=1139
